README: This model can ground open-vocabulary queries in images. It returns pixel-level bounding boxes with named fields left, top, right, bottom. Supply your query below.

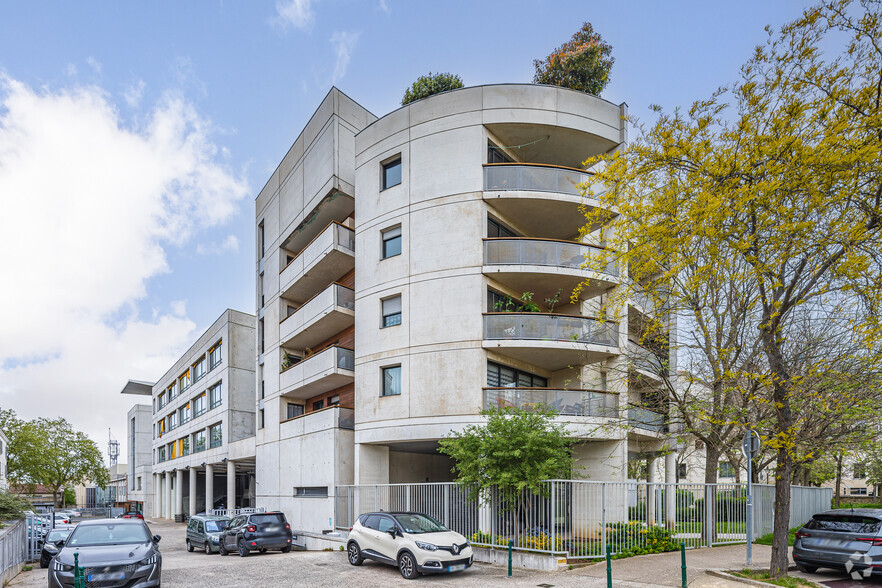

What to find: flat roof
left=120, top=380, right=154, bottom=396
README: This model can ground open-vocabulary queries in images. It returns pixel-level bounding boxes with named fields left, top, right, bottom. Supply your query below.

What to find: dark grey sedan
left=793, top=509, right=882, bottom=577
left=48, top=518, right=161, bottom=588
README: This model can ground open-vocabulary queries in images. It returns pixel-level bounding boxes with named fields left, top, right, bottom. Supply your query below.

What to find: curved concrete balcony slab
left=280, top=221, right=354, bottom=304
left=279, top=284, right=354, bottom=351
left=484, top=238, right=618, bottom=301
left=279, top=346, right=354, bottom=400
left=482, top=313, right=618, bottom=371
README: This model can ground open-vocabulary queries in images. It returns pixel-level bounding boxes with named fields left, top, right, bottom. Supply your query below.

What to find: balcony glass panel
left=628, top=406, right=666, bottom=432
left=336, top=284, right=355, bottom=310
left=628, top=340, right=668, bottom=376
left=484, top=164, right=592, bottom=196
left=484, top=388, right=618, bottom=418
left=483, top=313, right=618, bottom=347
left=485, top=238, right=618, bottom=277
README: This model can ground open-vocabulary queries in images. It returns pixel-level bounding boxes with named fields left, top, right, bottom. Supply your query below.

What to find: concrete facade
left=146, top=308, right=256, bottom=520
left=255, top=84, right=680, bottom=531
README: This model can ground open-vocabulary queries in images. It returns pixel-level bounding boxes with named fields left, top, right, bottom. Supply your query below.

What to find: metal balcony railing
left=484, top=238, right=618, bottom=277
left=483, top=313, right=618, bottom=347
left=483, top=388, right=619, bottom=418
left=483, top=163, right=592, bottom=196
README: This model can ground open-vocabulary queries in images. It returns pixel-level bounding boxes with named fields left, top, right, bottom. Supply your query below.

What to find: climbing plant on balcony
left=532, top=21, right=614, bottom=96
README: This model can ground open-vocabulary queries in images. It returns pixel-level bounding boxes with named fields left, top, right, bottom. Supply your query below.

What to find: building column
left=153, top=474, right=161, bottom=520
left=226, top=460, right=236, bottom=511
left=205, top=464, right=214, bottom=514
left=189, top=467, right=197, bottom=516
left=665, top=451, right=677, bottom=528
left=174, top=469, right=183, bottom=520
left=647, top=457, right=658, bottom=526
left=163, top=471, right=171, bottom=520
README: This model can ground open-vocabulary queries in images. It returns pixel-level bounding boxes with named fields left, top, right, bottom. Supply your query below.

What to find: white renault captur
left=347, top=512, right=473, bottom=579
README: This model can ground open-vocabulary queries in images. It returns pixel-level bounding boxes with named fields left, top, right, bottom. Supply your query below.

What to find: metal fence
left=335, top=480, right=832, bottom=560
left=0, top=519, right=26, bottom=579
left=209, top=507, right=266, bottom=518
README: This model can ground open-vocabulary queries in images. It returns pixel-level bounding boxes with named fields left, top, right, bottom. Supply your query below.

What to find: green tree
left=532, top=21, right=614, bottom=96
left=439, top=406, right=573, bottom=537
left=0, top=410, right=108, bottom=507
left=577, top=1, right=882, bottom=577
left=63, top=488, right=76, bottom=508
left=0, top=491, right=32, bottom=519
left=401, top=72, right=463, bottom=106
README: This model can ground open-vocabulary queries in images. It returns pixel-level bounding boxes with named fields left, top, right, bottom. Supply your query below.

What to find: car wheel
left=40, top=559, right=48, bottom=569
left=347, top=541, right=363, bottom=566
left=259, top=548, right=267, bottom=554
left=281, top=545, right=291, bottom=553
left=398, top=551, right=419, bottom=579
left=795, top=563, right=818, bottom=574
left=237, top=538, right=249, bottom=557
left=186, top=539, right=194, bottom=553
left=204, top=541, right=211, bottom=555
left=218, top=540, right=228, bottom=556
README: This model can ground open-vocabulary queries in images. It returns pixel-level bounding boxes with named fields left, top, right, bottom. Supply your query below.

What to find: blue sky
left=0, top=0, right=812, bottom=459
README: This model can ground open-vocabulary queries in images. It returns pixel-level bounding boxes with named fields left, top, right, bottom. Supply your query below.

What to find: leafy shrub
left=0, top=491, right=32, bottom=519
left=608, top=524, right=679, bottom=559
left=532, top=21, right=614, bottom=96
left=401, top=72, right=464, bottom=105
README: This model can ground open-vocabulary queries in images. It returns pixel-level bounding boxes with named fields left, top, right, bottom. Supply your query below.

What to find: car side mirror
left=57, top=540, right=65, bottom=547
left=153, top=535, right=161, bottom=543
left=387, top=528, right=398, bottom=539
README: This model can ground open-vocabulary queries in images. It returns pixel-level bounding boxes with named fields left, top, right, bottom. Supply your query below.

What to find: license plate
left=265, top=525, right=279, bottom=532
left=448, top=564, right=466, bottom=572
left=88, top=572, right=126, bottom=581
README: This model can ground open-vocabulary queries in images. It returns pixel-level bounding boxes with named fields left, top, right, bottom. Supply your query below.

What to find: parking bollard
left=606, top=544, right=612, bottom=588
left=680, top=542, right=687, bottom=588
left=508, top=539, right=513, bottom=577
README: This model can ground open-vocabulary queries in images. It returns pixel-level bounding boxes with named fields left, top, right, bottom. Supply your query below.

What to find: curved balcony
left=482, top=313, right=618, bottom=371
left=279, top=346, right=355, bottom=400
left=628, top=406, right=667, bottom=434
left=483, top=163, right=612, bottom=241
left=484, top=388, right=619, bottom=419
left=484, top=238, right=618, bottom=301
left=628, top=340, right=668, bottom=381
left=280, top=222, right=354, bottom=304
left=279, top=283, right=354, bottom=351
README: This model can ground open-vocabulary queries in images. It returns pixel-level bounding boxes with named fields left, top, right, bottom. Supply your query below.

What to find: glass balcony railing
left=483, top=163, right=592, bottom=196
left=484, top=388, right=618, bottom=418
left=483, top=313, right=618, bottom=347
left=628, top=406, right=666, bottom=432
left=484, top=238, right=618, bottom=277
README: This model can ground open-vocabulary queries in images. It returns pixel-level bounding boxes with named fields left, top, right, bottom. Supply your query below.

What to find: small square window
left=287, top=403, right=304, bottom=420
left=313, top=399, right=324, bottom=411
left=382, top=366, right=401, bottom=397
left=329, top=395, right=340, bottom=406
left=382, top=295, right=402, bottom=328
left=382, top=157, right=401, bottom=190
left=382, top=226, right=402, bottom=259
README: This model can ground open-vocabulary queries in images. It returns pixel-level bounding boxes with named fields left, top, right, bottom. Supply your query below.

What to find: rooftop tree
left=533, top=21, right=614, bottom=96
left=401, top=72, right=463, bottom=106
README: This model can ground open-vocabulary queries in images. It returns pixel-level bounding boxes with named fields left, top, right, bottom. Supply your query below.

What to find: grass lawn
left=753, top=528, right=797, bottom=546
left=673, top=521, right=747, bottom=534
left=731, top=569, right=816, bottom=587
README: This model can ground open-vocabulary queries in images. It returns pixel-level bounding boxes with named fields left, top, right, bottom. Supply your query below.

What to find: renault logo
left=452, top=544, right=459, bottom=554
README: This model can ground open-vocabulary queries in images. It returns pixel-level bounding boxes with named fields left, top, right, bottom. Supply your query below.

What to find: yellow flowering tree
left=578, top=0, right=882, bottom=577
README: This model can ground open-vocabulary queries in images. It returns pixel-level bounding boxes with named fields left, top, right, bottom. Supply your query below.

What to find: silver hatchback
left=793, top=509, right=882, bottom=576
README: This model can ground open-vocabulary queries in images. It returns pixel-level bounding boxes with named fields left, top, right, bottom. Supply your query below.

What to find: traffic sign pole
left=741, top=430, right=761, bottom=567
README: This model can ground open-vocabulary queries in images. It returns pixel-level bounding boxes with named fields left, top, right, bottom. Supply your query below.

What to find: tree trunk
left=703, top=444, right=721, bottom=545
left=835, top=453, right=843, bottom=508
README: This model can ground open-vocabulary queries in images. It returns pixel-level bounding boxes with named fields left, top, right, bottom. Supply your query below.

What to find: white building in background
left=255, top=84, right=679, bottom=532
left=121, top=381, right=154, bottom=515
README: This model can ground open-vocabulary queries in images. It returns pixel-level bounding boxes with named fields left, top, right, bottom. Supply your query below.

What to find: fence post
left=606, top=543, right=612, bottom=588
left=550, top=481, right=556, bottom=553
left=508, top=539, right=513, bottom=577
left=601, top=483, right=607, bottom=559
left=680, top=542, right=687, bottom=588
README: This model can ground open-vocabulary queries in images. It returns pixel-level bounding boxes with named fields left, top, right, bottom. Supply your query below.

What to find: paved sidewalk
left=574, top=543, right=776, bottom=586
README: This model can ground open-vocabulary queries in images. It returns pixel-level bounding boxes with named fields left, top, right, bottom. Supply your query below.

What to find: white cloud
left=170, top=300, right=187, bottom=317
left=378, top=0, right=390, bottom=14
left=0, top=75, right=249, bottom=450
left=275, top=0, right=315, bottom=30
left=330, top=31, right=360, bottom=83
left=86, top=56, right=102, bottom=74
left=196, top=234, right=239, bottom=255
left=124, top=80, right=146, bottom=107
left=65, top=63, right=77, bottom=77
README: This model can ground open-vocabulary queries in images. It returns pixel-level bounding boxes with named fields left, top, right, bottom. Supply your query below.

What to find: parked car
left=346, top=512, right=473, bottom=579
left=48, top=519, right=161, bottom=588
left=40, top=528, right=72, bottom=568
left=793, top=509, right=882, bottom=575
left=120, top=511, right=144, bottom=520
left=218, top=512, right=292, bottom=557
left=186, top=514, right=231, bottom=554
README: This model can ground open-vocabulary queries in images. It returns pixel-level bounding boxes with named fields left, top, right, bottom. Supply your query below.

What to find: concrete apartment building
left=148, top=309, right=257, bottom=521
left=256, top=84, right=677, bottom=530
left=120, top=381, right=154, bottom=515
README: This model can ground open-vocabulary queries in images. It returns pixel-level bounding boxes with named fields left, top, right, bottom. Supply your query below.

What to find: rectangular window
left=382, top=295, right=402, bottom=327
left=209, top=382, right=222, bottom=410
left=312, top=399, right=324, bottom=411
left=158, top=392, right=165, bottom=409
left=193, top=430, right=206, bottom=453
left=488, top=142, right=513, bottom=164
left=719, top=462, right=736, bottom=478
left=486, top=361, right=547, bottom=388
left=137, top=477, right=142, bottom=491
left=193, top=393, right=206, bottom=417
left=855, top=463, right=867, bottom=479
left=382, top=366, right=402, bottom=397
left=169, top=441, right=177, bottom=460
left=167, top=382, right=177, bottom=400
left=180, top=402, right=191, bottom=424
left=259, top=272, right=265, bottom=307
left=158, top=447, right=166, bottom=462
left=382, top=226, right=402, bottom=259
left=487, top=289, right=515, bottom=313
left=181, top=436, right=190, bottom=456
left=488, top=218, right=517, bottom=238
left=258, top=220, right=265, bottom=258
left=259, top=318, right=265, bottom=354
left=168, top=412, right=178, bottom=430
left=678, top=463, right=687, bottom=480
left=209, top=423, right=222, bottom=448
left=180, top=369, right=191, bottom=392
left=382, top=157, right=402, bottom=190
left=259, top=409, right=265, bottom=429
left=329, top=395, right=340, bottom=406
left=209, top=341, right=222, bottom=370
left=287, top=403, right=304, bottom=420
left=293, top=486, right=329, bottom=498
left=193, top=356, right=207, bottom=382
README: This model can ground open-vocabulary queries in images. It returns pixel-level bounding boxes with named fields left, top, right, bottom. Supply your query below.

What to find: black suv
left=218, top=512, right=293, bottom=557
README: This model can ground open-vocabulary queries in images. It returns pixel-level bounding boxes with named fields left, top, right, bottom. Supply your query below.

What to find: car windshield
left=393, top=514, right=447, bottom=534
left=46, top=530, right=70, bottom=542
left=805, top=514, right=882, bottom=533
left=250, top=514, right=285, bottom=525
left=205, top=520, right=229, bottom=532
left=67, top=523, right=150, bottom=547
